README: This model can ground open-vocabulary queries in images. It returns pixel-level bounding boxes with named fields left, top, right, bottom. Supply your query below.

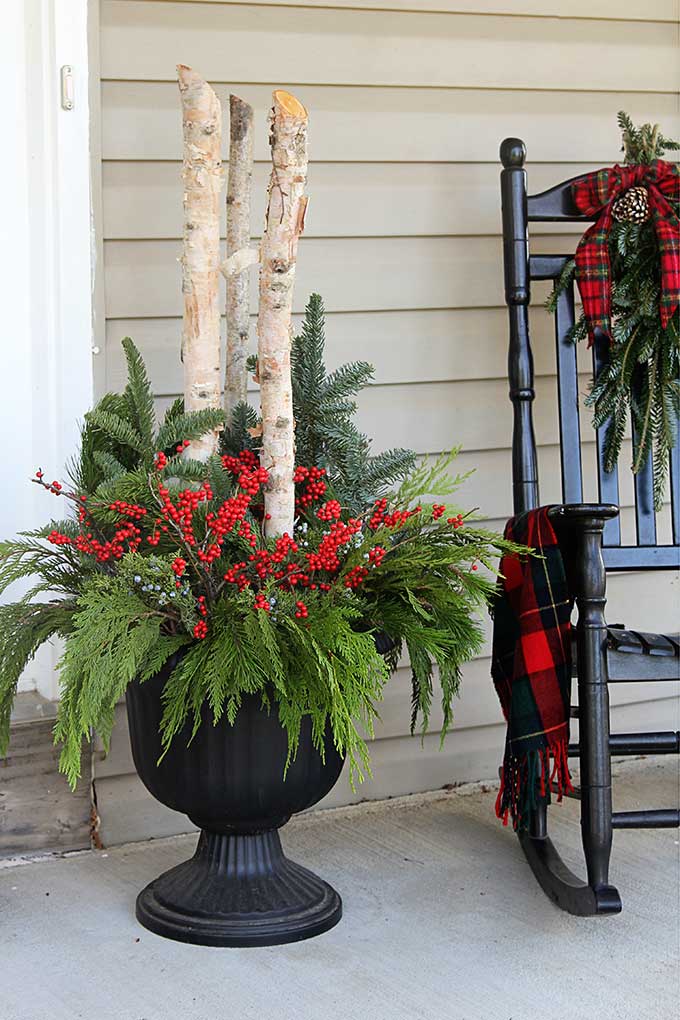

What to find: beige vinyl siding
left=96, top=0, right=680, bottom=844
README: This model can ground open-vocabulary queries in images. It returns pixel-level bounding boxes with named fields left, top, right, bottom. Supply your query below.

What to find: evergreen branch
left=0, top=601, right=75, bottom=755
left=84, top=408, right=145, bottom=455
left=121, top=337, right=156, bottom=448
left=156, top=408, right=226, bottom=452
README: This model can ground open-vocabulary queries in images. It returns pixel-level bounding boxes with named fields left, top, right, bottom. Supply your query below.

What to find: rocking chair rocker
left=499, top=138, right=680, bottom=916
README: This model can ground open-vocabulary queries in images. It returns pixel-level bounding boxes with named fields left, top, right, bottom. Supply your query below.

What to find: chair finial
left=500, top=138, right=526, bottom=168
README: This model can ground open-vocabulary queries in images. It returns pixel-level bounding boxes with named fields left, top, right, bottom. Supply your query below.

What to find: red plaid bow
left=572, top=159, right=680, bottom=346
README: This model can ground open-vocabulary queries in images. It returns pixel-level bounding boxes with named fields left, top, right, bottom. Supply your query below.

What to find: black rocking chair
left=499, top=138, right=680, bottom=916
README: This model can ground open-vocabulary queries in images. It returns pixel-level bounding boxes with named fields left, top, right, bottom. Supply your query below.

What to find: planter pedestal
left=126, top=657, right=345, bottom=947
left=136, top=829, right=342, bottom=947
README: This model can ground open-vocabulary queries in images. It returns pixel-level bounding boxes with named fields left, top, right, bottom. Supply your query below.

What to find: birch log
left=177, top=64, right=223, bottom=460
left=224, top=95, right=254, bottom=422
left=258, top=91, right=309, bottom=538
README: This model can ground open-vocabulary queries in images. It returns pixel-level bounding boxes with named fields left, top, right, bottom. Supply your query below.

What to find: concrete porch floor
left=1, top=757, right=678, bottom=1020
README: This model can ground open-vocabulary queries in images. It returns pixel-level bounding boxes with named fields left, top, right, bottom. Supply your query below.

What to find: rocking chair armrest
left=548, top=503, right=619, bottom=526
left=547, top=504, right=619, bottom=603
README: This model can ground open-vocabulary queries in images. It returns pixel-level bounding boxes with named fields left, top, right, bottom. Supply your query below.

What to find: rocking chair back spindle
left=499, top=138, right=679, bottom=917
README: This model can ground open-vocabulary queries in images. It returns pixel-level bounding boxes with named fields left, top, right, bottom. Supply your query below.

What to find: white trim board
left=1, top=0, right=97, bottom=699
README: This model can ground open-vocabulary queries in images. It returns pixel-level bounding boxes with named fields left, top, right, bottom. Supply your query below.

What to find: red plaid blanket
left=492, top=508, right=574, bottom=830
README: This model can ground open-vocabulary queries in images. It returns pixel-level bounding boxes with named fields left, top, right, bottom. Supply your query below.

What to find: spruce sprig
left=222, top=294, right=418, bottom=513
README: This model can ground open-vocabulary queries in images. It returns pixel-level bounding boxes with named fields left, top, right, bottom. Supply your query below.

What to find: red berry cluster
left=221, top=451, right=269, bottom=497
left=157, top=481, right=213, bottom=549
left=221, top=449, right=258, bottom=473
left=248, top=548, right=273, bottom=581
left=294, top=600, right=309, bottom=619
left=307, top=519, right=363, bottom=573
left=35, top=471, right=63, bottom=494
left=368, top=545, right=386, bottom=567
left=236, top=519, right=258, bottom=550
left=272, top=533, right=297, bottom=561
left=432, top=504, right=446, bottom=520
left=369, top=498, right=388, bottom=529
left=344, top=566, right=369, bottom=589
left=175, top=440, right=191, bottom=454
left=253, top=592, right=270, bottom=612
left=193, top=620, right=208, bottom=639
left=240, top=466, right=269, bottom=497
left=368, top=498, right=419, bottom=530
left=447, top=513, right=465, bottom=529
left=316, top=499, right=341, bottom=521
left=47, top=529, right=71, bottom=546
left=109, top=500, right=147, bottom=521
left=204, top=490, right=251, bottom=549
left=48, top=522, right=142, bottom=562
left=171, top=557, right=186, bottom=576
left=155, top=452, right=167, bottom=471
left=223, top=561, right=250, bottom=591
left=294, top=466, right=327, bottom=510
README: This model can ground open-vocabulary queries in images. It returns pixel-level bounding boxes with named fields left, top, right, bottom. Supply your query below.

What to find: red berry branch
left=32, top=452, right=475, bottom=644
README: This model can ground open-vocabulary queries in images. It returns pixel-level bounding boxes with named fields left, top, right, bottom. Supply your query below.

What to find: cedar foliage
left=0, top=338, right=224, bottom=762
left=547, top=113, right=680, bottom=509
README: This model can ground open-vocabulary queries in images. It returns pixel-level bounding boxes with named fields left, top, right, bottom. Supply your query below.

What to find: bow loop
left=571, top=160, right=679, bottom=345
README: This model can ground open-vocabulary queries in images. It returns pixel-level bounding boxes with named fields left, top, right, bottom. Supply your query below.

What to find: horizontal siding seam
left=104, top=0, right=680, bottom=27
left=99, top=78, right=680, bottom=96
left=102, top=305, right=559, bottom=319
left=99, top=159, right=656, bottom=167
left=147, top=369, right=584, bottom=394
left=98, top=158, right=615, bottom=166
left=100, top=233, right=579, bottom=242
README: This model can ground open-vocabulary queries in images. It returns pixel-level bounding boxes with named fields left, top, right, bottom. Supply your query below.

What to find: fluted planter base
left=135, top=829, right=342, bottom=947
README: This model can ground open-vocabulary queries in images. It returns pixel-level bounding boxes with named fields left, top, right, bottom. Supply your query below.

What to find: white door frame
left=2, top=0, right=100, bottom=699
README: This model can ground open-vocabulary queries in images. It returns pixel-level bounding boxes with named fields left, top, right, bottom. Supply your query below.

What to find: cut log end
left=177, top=64, right=200, bottom=89
left=177, top=65, right=221, bottom=118
left=229, top=94, right=254, bottom=147
left=230, top=94, right=253, bottom=117
left=273, top=90, right=307, bottom=121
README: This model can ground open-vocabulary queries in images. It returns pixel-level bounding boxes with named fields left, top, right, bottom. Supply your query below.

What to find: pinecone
left=612, top=185, right=650, bottom=224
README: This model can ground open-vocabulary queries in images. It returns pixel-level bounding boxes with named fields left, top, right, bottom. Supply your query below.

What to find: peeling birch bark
left=257, top=90, right=309, bottom=538
left=178, top=64, right=223, bottom=460
left=224, top=95, right=255, bottom=424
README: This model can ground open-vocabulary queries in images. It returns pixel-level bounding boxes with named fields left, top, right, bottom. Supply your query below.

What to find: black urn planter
left=125, top=657, right=345, bottom=947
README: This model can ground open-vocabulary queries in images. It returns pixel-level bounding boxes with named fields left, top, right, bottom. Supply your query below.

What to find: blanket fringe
left=495, top=739, right=573, bottom=831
